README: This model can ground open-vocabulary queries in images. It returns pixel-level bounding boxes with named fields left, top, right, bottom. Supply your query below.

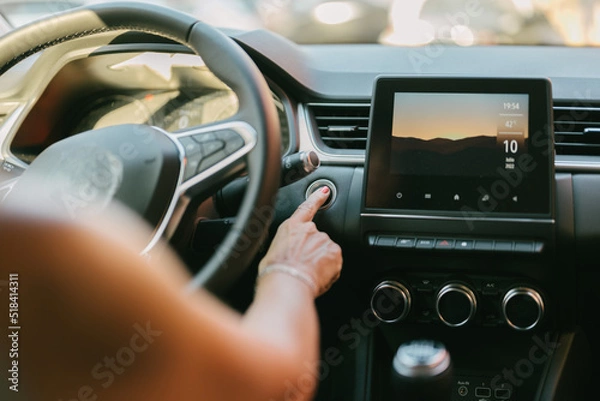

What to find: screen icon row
left=395, top=192, right=519, bottom=203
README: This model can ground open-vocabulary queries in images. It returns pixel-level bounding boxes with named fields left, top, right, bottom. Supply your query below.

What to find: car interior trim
left=0, top=105, right=28, bottom=168
left=361, top=212, right=556, bottom=224
left=142, top=121, right=257, bottom=255
left=502, top=287, right=545, bottom=331
left=298, top=103, right=365, bottom=165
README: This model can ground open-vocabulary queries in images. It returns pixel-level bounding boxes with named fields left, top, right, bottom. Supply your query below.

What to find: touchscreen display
left=363, top=77, right=553, bottom=217
left=391, top=93, right=528, bottom=178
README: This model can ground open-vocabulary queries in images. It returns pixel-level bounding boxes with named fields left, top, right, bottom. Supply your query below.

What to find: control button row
left=181, top=130, right=246, bottom=180
left=455, top=378, right=513, bottom=400
left=459, top=385, right=511, bottom=399
left=370, top=235, right=543, bottom=254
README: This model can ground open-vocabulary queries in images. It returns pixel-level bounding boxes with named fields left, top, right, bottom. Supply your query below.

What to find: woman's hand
left=258, top=187, right=343, bottom=297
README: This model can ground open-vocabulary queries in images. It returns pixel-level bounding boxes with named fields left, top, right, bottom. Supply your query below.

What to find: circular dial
left=502, top=287, right=545, bottom=331
left=71, top=94, right=154, bottom=134
left=435, top=283, right=477, bottom=327
left=371, top=281, right=412, bottom=323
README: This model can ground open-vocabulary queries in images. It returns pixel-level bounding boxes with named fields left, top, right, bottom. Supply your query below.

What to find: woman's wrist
left=256, top=263, right=317, bottom=297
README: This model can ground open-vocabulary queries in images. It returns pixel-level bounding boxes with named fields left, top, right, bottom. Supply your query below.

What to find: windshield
left=0, top=0, right=599, bottom=47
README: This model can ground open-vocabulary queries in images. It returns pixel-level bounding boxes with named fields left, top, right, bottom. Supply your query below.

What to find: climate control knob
left=371, top=281, right=412, bottom=323
left=502, top=287, right=544, bottom=331
left=435, top=283, right=477, bottom=327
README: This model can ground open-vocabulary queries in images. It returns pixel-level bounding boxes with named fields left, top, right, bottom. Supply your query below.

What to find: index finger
left=290, top=187, right=330, bottom=222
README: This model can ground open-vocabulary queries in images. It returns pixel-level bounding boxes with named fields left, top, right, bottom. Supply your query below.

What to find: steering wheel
left=0, top=2, right=281, bottom=294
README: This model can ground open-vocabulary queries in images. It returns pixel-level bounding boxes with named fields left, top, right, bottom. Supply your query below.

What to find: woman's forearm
left=242, top=272, right=320, bottom=399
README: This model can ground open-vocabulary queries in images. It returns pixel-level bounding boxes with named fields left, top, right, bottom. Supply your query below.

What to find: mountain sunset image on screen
left=390, top=92, right=529, bottom=177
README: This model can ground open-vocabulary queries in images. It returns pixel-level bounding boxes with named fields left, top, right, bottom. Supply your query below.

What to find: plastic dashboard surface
left=0, top=30, right=599, bottom=258
left=231, top=29, right=600, bottom=101
left=226, top=32, right=600, bottom=262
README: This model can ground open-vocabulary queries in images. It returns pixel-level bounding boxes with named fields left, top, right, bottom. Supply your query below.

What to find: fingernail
left=321, top=186, right=330, bottom=194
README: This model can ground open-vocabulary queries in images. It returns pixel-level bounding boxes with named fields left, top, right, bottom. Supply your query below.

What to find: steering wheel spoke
left=174, top=120, right=257, bottom=192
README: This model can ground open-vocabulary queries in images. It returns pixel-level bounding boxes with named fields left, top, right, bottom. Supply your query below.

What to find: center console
left=359, top=77, right=562, bottom=401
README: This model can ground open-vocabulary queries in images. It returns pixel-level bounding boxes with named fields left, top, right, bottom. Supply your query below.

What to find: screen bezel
left=362, top=77, right=554, bottom=219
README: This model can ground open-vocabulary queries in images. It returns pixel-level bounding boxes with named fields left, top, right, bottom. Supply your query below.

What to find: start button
left=305, top=179, right=337, bottom=210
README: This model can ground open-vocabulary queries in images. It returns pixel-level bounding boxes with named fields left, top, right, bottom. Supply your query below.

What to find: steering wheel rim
left=0, top=2, right=282, bottom=294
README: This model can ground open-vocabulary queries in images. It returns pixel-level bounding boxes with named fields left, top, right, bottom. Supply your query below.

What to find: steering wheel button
left=184, top=166, right=197, bottom=181
left=215, top=130, right=245, bottom=153
left=198, top=150, right=228, bottom=173
left=188, top=158, right=201, bottom=171
left=202, top=140, right=225, bottom=156
left=216, top=130, right=240, bottom=140
left=184, top=152, right=205, bottom=180
left=225, top=138, right=245, bottom=155
left=180, top=137, right=202, bottom=156
left=193, top=133, right=217, bottom=143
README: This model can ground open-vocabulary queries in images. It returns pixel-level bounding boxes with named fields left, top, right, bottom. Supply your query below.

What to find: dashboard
left=6, top=50, right=291, bottom=164
left=0, top=28, right=597, bottom=401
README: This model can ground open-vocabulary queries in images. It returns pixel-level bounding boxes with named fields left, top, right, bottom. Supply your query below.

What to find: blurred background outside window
left=0, top=0, right=599, bottom=46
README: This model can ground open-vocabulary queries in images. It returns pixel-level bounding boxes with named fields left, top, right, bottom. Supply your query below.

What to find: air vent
left=554, top=104, right=600, bottom=155
left=308, top=103, right=370, bottom=151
